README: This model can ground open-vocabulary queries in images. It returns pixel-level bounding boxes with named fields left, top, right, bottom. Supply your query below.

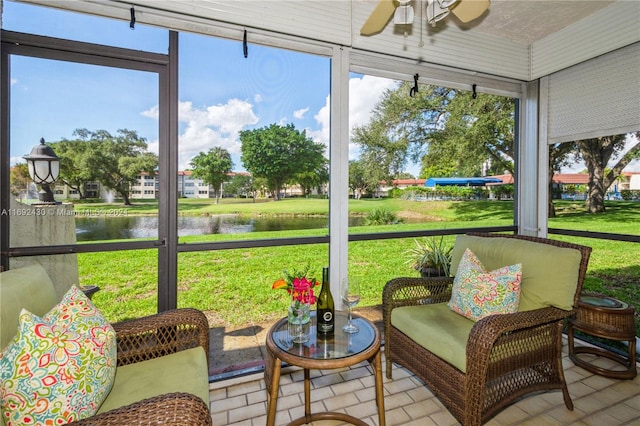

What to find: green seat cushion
left=391, top=303, right=474, bottom=372
left=97, top=347, right=210, bottom=414
left=1, top=264, right=58, bottom=350
left=450, top=235, right=582, bottom=311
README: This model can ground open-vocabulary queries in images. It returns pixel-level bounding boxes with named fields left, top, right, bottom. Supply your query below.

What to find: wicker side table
left=568, top=293, right=637, bottom=379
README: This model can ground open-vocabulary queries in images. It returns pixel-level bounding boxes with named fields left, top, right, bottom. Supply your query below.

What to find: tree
left=352, top=82, right=516, bottom=181
left=10, top=163, right=30, bottom=198
left=575, top=132, right=640, bottom=213
left=352, top=83, right=449, bottom=181
left=548, top=142, right=577, bottom=218
left=49, top=135, right=98, bottom=199
left=419, top=163, right=456, bottom=180
left=395, top=172, right=415, bottom=180
left=429, top=91, right=516, bottom=176
left=190, top=147, right=234, bottom=204
left=349, top=160, right=378, bottom=199
left=76, top=128, right=158, bottom=205
left=295, top=157, right=329, bottom=197
left=224, top=174, right=254, bottom=199
left=240, top=124, right=326, bottom=200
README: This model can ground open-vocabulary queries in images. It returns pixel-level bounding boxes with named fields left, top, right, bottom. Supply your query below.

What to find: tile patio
left=208, top=338, right=640, bottom=425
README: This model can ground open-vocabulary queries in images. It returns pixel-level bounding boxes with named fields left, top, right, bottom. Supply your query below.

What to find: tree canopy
left=223, top=174, right=254, bottom=199
left=57, top=128, right=158, bottom=205
left=239, top=123, right=326, bottom=200
left=352, top=82, right=516, bottom=183
left=9, top=163, right=30, bottom=198
left=575, top=132, right=640, bottom=213
left=49, top=136, right=97, bottom=199
left=548, top=142, right=577, bottom=217
left=190, top=147, right=234, bottom=204
left=349, top=160, right=377, bottom=200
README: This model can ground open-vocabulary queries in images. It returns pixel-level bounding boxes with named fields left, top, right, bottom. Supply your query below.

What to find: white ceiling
left=451, top=0, right=616, bottom=44
left=353, top=0, right=634, bottom=79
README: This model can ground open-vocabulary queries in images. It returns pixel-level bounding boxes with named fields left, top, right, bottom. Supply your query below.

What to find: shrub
left=364, top=208, right=402, bottom=225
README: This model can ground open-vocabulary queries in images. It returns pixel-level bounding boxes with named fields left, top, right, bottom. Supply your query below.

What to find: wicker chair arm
left=70, top=392, right=212, bottom=425
left=112, top=308, right=210, bottom=368
left=468, top=306, right=573, bottom=346
left=383, top=276, right=453, bottom=309
left=382, top=277, right=453, bottom=335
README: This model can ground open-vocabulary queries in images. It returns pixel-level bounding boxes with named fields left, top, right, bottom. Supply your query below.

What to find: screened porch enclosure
left=1, top=0, right=639, bottom=382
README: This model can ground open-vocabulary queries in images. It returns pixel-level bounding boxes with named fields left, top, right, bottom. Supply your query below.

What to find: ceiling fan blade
left=450, top=0, right=490, bottom=23
left=360, top=0, right=398, bottom=36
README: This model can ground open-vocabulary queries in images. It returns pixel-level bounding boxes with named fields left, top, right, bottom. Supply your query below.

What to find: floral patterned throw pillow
left=0, top=286, right=116, bottom=426
left=448, top=248, right=522, bottom=322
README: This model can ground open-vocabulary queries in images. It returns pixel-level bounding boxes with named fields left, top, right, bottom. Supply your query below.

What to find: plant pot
left=420, top=267, right=448, bottom=278
left=80, top=285, right=100, bottom=300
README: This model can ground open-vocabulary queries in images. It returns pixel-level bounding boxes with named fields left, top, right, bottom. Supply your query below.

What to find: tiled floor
left=208, top=339, right=640, bottom=425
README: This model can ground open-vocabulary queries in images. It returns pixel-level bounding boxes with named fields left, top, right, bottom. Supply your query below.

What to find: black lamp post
left=23, top=138, right=60, bottom=204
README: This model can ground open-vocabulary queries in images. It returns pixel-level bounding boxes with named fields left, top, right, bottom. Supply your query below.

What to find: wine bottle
left=316, top=266, right=334, bottom=334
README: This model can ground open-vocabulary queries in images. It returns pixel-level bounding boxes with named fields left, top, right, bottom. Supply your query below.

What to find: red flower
left=272, top=267, right=319, bottom=304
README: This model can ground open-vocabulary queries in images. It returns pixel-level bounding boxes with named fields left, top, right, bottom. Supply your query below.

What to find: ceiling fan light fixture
left=426, top=0, right=450, bottom=26
left=437, top=0, right=460, bottom=8
left=393, top=4, right=415, bottom=25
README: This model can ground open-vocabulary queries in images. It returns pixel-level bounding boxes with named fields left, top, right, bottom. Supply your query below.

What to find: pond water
left=75, top=215, right=367, bottom=241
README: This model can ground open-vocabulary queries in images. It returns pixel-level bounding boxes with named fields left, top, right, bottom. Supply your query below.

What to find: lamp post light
left=23, top=138, right=60, bottom=204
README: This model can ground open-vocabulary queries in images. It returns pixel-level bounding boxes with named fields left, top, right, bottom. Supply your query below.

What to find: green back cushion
left=450, top=235, right=582, bottom=311
left=97, top=347, right=210, bottom=414
left=392, top=303, right=474, bottom=372
left=1, top=264, right=58, bottom=349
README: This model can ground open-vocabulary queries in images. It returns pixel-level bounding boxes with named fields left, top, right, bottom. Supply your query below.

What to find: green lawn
left=77, top=198, right=640, bottom=335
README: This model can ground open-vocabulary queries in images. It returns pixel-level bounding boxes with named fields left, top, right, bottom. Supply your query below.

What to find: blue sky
left=8, top=2, right=634, bottom=176
left=5, top=1, right=399, bottom=173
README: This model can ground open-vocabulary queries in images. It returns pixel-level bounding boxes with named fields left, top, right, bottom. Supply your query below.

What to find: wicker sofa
left=383, top=233, right=592, bottom=426
left=0, top=264, right=212, bottom=425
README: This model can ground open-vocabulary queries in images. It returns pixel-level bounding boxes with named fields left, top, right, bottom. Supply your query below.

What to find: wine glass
left=341, top=277, right=361, bottom=333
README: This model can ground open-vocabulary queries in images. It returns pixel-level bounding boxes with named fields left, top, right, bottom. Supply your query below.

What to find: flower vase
left=288, top=300, right=311, bottom=344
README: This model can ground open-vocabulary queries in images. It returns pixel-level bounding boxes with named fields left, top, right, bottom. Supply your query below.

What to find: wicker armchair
left=70, top=308, right=212, bottom=425
left=383, top=233, right=592, bottom=426
left=1, top=264, right=212, bottom=426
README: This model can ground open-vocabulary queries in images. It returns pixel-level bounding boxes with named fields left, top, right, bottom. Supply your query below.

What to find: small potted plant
left=405, top=235, right=453, bottom=277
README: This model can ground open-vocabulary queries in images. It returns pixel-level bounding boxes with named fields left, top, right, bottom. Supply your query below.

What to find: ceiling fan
left=360, top=0, right=491, bottom=36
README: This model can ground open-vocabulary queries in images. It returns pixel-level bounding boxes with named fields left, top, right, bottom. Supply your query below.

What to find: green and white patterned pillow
left=0, top=286, right=116, bottom=426
left=448, top=248, right=522, bottom=322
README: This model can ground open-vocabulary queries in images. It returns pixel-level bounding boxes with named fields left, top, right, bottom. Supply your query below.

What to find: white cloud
left=254, top=94, right=263, bottom=103
left=293, top=107, right=309, bottom=119
left=622, top=134, right=640, bottom=172
left=10, top=78, right=17, bottom=86
left=142, top=99, right=259, bottom=170
left=349, top=75, right=396, bottom=131
left=10, top=155, right=25, bottom=166
left=310, top=75, right=397, bottom=159
left=141, top=105, right=159, bottom=119
left=626, top=159, right=640, bottom=172
left=311, top=95, right=330, bottom=147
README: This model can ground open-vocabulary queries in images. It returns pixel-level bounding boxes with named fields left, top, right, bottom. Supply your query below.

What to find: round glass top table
left=265, top=311, right=386, bottom=426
